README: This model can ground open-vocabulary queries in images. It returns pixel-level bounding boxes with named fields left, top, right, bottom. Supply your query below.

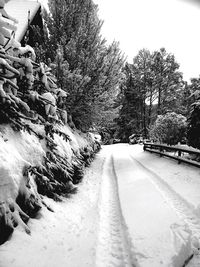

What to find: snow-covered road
left=1, top=144, right=200, bottom=267
left=113, top=144, right=200, bottom=267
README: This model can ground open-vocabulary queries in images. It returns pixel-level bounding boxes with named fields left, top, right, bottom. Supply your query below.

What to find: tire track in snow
left=95, top=154, right=138, bottom=267
left=129, top=154, right=200, bottom=253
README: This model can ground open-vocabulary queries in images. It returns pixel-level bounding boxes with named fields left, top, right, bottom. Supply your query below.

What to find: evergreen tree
left=187, top=77, right=200, bottom=149
left=116, top=64, right=143, bottom=142
left=116, top=48, right=184, bottom=140
left=151, top=48, right=183, bottom=115
left=131, top=49, right=155, bottom=136
left=41, top=0, right=124, bottom=130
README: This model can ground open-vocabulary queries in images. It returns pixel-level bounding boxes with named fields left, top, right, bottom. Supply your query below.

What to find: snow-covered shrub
left=0, top=122, right=100, bottom=245
left=149, top=112, right=187, bottom=145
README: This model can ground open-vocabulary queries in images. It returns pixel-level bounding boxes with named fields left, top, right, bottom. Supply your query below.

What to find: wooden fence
left=143, top=143, right=200, bottom=168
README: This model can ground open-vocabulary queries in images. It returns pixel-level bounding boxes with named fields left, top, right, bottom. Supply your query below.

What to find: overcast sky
left=93, top=0, right=200, bottom=82
left=39, top=0, right=200, bottom=82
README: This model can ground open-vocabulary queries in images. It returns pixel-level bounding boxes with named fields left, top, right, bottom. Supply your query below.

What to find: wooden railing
left=143, top=142, right=200, bottom=168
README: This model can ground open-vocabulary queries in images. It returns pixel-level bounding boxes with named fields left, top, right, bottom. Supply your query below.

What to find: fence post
left=178, top=150, right=181, bottom=164
left=159, top=146, right=163, bottom=157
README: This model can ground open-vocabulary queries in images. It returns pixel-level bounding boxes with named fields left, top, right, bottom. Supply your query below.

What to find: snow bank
left=0, top=122, right=100, bottom=245
left=0, top=152, right=104, bottom=267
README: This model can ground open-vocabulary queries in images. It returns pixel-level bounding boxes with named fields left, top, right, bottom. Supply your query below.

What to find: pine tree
left=187, top=77, right=200, bottom=149
left=116, top=64, right=143, bottom=142
left=42, top=0, right=124, bottom=130
left=116, top=48, right=185, bottom=140
left=151, top=48, right=183, bottom=115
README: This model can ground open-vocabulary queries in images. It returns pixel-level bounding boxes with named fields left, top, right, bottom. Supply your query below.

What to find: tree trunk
left=143, top=99, right=147, bottom=137
left=157, top=86, right=161, bottom=115
left=148, top=92, right=153, bottom=127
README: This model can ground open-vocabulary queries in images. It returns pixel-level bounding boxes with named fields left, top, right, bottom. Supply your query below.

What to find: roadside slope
left=0, top=152, right=104, bottom=267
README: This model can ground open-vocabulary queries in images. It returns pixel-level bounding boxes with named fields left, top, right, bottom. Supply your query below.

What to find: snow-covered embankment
left=0, top=123, right=100, bottom=246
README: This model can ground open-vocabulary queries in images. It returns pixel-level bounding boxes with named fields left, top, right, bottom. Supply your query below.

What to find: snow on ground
left=130, top=145, right=200, bottom=211
left=1, top=143, right=200, bottom=267
left=112, top=144, right=200, bottom=266
left=95, top=148, right=137, bottom=267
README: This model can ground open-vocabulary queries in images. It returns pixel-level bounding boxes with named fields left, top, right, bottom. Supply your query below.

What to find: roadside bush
left=149, top=112, right=187, bottom=145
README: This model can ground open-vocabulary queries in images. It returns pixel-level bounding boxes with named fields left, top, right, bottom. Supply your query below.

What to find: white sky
left=93, top=0, right=200, bottom=82
left=39, top=0, right=200, bottom=82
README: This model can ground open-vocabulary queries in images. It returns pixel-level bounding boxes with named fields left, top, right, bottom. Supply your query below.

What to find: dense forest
left=115, top=48, right=200, bottom=147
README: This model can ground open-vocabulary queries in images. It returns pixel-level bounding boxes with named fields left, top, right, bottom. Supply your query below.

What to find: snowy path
left=113, top=147, right=190, bottom=266
left=130, top=156, right=200, bottom=246
left=95, top=152, right=136, bottom=267
left=1, top=144, right=200, bottom=266
left=111, top=144, right=200, bottom=266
